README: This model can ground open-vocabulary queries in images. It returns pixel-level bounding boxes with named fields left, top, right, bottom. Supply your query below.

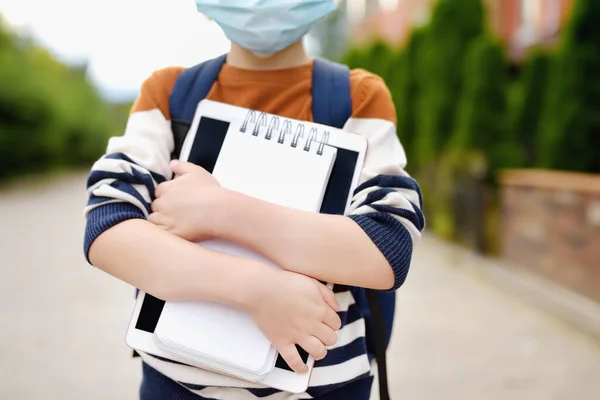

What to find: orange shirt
left=131, top=60, right=397, bottom=127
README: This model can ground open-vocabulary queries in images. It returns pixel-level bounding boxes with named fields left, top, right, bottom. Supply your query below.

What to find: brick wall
left=500, top=169, right=600, bottom=303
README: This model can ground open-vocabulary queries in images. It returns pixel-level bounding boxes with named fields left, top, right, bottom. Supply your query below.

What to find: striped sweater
left=83, top=60, right=425, bottom=399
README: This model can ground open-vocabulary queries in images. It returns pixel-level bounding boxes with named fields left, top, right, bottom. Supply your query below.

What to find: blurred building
left=492, top=0, right=574, bottom=62
left=347, top=0, right=435, bottom=46
left=345, top=0, right=575, bottom=62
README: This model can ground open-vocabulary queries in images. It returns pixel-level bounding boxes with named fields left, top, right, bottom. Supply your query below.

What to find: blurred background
left=1, top=0, right=599, bottom=399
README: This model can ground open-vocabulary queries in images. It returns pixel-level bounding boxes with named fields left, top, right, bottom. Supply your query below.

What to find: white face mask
left=195, top=0, right=336, bottom=56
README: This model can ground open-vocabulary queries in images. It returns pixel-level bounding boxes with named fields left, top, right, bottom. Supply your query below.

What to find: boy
left=83, top=0, right=424, bottom=399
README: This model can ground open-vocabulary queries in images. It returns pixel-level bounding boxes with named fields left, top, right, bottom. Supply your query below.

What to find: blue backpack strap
left=311, top=58, right=392, bottom=400
left=169, top=53, right=228, bottom=159
left=311, top=58, right=352, bottom=129
left=169, top=53, right=228, bottom=123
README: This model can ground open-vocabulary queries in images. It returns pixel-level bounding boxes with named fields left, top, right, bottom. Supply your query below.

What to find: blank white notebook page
left=155, top=118, right=337, bottom=374
left=213, top=119, right=337, bottom=212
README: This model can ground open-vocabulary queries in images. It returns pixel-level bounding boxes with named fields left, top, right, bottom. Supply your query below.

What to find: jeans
left=140, top=362, right=373, bottom=400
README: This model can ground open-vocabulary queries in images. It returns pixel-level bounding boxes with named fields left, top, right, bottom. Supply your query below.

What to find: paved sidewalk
left=381, top=237, right=600, bottom=400
left=1, top=173, right=599, bottom=400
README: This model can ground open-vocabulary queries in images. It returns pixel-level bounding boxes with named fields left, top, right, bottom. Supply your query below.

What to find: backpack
left=168, top=53, right=395, bottom=400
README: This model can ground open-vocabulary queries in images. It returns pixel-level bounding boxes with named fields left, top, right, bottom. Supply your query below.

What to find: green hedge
left=452, top=34, right=523, bottom=175
left=413, top=0, right=484, bottom=168
left=509, top=48, right=552, bottom=166
left=393, top=27, right=426, bottom=172
left=536, top=0, right=600, bottom=173
left=340, top=0, right=598, bottom=176
left=339, top=0, right=598, bottom=249
left=0, top=18, right=128, bottom=181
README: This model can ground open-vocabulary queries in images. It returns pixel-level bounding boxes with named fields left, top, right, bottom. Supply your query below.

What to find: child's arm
left=214, top=76, right=423, bottom=291
left=90, top=219, right=340, bottom=373
left=84, top=68, right=341, bottom=372
left=157, top=75, right=424, bottom=291
left=90, top=219, right=269, bottom=304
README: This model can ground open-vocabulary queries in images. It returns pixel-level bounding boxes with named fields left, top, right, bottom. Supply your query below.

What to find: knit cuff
left=348, top=213, right=414, bottom=291
left=84, top=202, right=146, bottom=264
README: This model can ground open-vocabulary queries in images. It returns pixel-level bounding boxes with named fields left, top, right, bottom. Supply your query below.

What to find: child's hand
left=244, top=270, right=341, bottom=374
left=149, top=160, right=224, bottom=241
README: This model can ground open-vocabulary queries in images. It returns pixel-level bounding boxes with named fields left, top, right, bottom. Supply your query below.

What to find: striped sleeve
left=83, top=67, right=184, bottom=262
left=345, top=70, right=425, bottom=290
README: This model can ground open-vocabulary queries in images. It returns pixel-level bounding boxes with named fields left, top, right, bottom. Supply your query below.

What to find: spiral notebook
left=153, top=118, right=337, bottom=379
left=125, top=100, right=368, bottom=393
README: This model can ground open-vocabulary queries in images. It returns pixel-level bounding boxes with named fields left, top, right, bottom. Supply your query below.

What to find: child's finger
left=322, top=306, right=342, bottom=331
left=298, top=335, right=327, bottom=361
left=148, top=212, right=166, bottom=227
left=316, top=282, right=340, bottom=311
left=313, top=323, right=338, bottom=347
left=150, top=198, right=163, bottom=213
left=170, top=160, right=202, bottom=176
left=278, top=344, right=308, bottom=374
left=155, top=180, right=172, bottom=198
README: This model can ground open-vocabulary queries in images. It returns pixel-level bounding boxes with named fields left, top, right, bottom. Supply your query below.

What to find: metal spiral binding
left=239, top=110, right=330, bottom=155
left=266, top=116, right=280, bottom=141
left=279, top=120, right=292, bottom=144
left=304, top=128, right=318, bottom=152
left=317, top=131, right=330, bottom=156
left=252, top=112, right=268, bottom=136
left=240, top=110, right=256, bottom=133
left=291, top=124, right=305, bottom=148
